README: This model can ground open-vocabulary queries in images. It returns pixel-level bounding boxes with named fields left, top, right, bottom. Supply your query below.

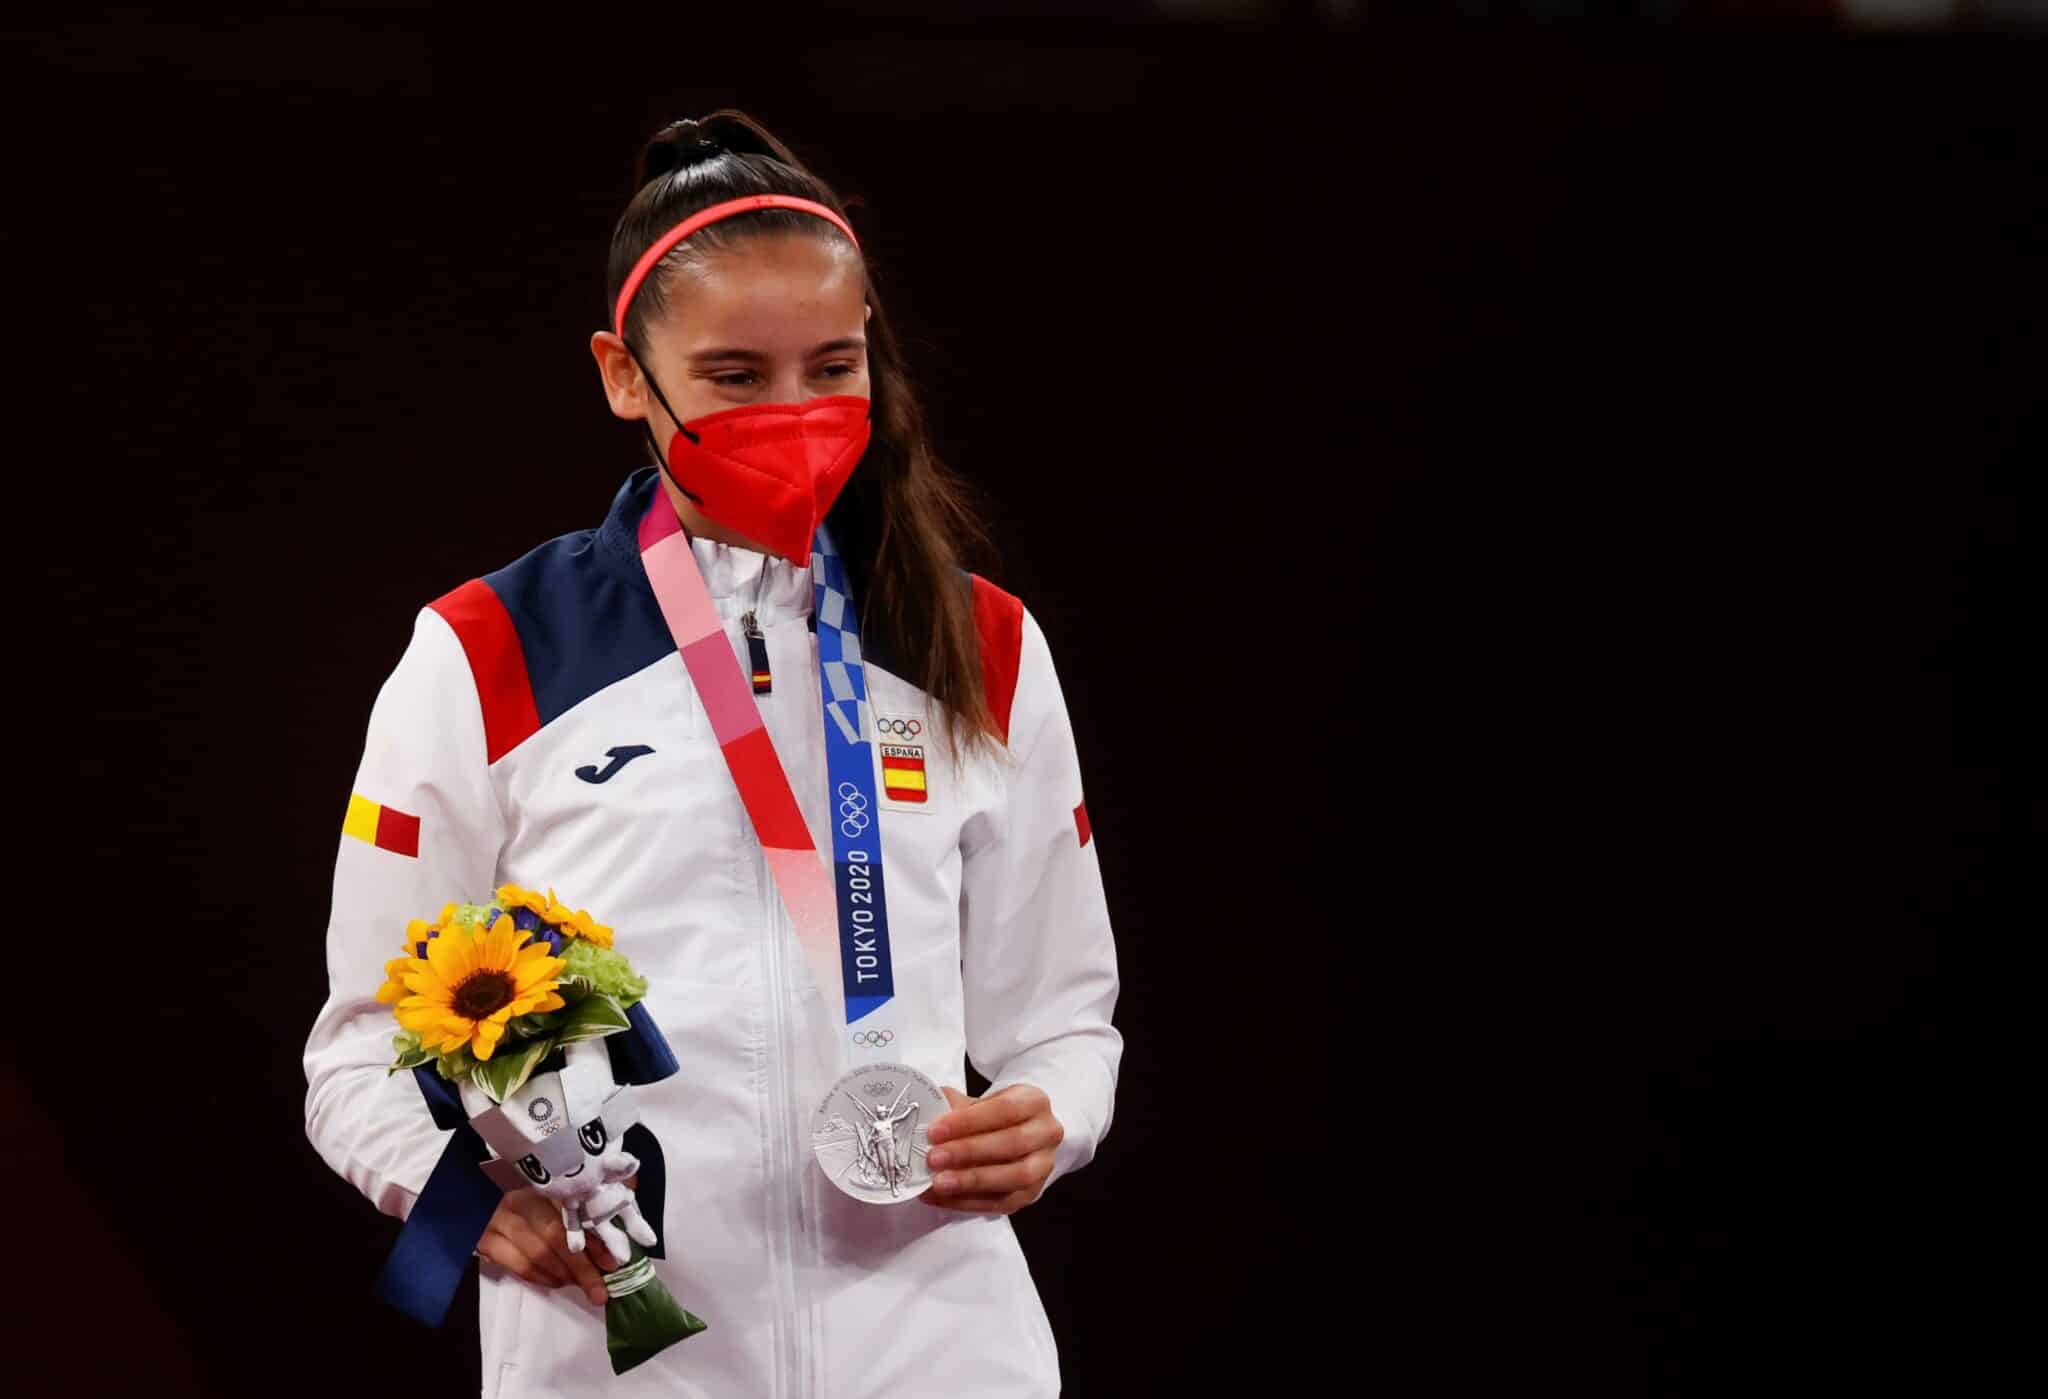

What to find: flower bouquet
left=377, top=884, right=705, bottom=1375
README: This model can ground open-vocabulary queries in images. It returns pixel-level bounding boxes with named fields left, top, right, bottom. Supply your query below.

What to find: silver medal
left=810, top=1062, right=947, bottom=1205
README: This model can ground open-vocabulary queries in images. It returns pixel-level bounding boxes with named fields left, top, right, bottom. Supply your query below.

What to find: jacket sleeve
left=302, top=606, right=507, bottom=1220
left=958, top=605, right=1123, bottom=1195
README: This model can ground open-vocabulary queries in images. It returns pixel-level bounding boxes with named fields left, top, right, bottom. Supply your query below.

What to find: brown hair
left=606, top=110, right=1002, bottom=765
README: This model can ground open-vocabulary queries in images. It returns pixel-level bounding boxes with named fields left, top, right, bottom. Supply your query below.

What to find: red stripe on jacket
left=969, top=574, right=1025, bottom=746
left=429, top=578, right=542, bottom=764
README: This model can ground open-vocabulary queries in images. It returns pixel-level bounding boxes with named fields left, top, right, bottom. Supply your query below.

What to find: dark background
left=20, top=3, right=2032, bottom=1394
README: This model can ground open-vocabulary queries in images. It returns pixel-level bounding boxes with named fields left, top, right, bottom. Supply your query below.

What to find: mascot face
left=462, top=1040, right=641, bottom=1201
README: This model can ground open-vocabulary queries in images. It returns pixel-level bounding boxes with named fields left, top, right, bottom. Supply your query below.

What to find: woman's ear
left=589, top=331, right=648, bottom=422
left=865, top=303, right=873, bottom=323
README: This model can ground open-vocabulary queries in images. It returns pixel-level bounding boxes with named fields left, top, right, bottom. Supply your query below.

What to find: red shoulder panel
left=969, top=573, right=1025, bottom=745
left=428, top=578, right=541, bottom=764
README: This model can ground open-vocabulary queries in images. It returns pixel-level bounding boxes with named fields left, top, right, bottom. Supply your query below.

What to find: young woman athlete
left=303, top=109, right=1122, bottom=1397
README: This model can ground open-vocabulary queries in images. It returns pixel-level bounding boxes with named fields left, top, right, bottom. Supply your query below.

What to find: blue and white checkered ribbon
left=811, top=524, right=896, bottom=1029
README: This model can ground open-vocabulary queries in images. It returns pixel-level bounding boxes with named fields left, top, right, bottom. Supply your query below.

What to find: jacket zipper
left=752, top=612, right=809, bottom=1399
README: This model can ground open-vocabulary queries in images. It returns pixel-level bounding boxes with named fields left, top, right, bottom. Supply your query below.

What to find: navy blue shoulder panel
left=482, top=471, right=674, bottom=730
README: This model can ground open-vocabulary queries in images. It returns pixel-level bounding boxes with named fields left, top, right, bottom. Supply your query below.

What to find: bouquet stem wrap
left=602, top=1239, right=707, bottom=1375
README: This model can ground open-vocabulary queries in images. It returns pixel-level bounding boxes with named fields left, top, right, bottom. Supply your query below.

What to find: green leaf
left=505, top=1007, right=567, bottom=1040
left=554, top=993, right=632, bottom=1046
left=389, top=1038, right=437, bottom=1073
left=436, top=1049, right=476, bottom=1083
left=390, top=1030, right=435, bottom=1071
left=470, top=1036, right=554, bottom=1102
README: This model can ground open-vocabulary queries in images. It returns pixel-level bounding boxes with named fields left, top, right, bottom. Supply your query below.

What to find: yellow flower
left=554, top=902, right=615, bottom=950
left=392, top=914, right=566, bottom=1061
left=374, top=949, right=414, bottom=1005
left=496, top=884, right=550, bottom=918
left=501, top=883, right=614, bottom=949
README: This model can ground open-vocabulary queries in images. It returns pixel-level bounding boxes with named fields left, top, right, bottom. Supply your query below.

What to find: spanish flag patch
left=880, top=744, right=927, bottom=804
left=343, top=793, right=421, bottom=858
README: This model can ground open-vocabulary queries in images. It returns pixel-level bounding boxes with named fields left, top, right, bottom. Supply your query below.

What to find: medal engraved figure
left=845, top=1083, right=924, bottom=1197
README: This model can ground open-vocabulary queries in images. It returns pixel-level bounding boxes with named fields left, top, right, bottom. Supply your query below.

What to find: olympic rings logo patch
left=876, top=717, right=922, bottom=738
left=838, top=781, right=870, bottom=837
left=852, top=1029, right=894, bottom=1048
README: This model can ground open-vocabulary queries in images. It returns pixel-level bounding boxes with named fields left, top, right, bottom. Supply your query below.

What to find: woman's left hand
left=921, top=1084, right=1064, bottom=1215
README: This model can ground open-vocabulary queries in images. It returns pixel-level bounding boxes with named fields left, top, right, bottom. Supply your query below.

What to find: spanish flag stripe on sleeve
left=342, top=794, right=380, bottom=845
left=345, top=793, right=422, bottom=858
left=375, top=803, right=421, bottom=858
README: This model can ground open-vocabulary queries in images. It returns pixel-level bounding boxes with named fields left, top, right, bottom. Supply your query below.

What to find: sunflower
left=551, top=901, right=615, bottom=950
left=374, top=947, right=414, bottom=1004
left=495, top=883, right=551, bottom=919
left=378, top=907, right=455, bottom=1002
left=392, top=914, right=567, bottom=1060
left=497, top=883, right=615, bottom=950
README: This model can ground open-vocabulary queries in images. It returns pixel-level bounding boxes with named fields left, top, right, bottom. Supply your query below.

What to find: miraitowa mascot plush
left=376, top=1004, right=705, bottom=1374
left=462, top=1039, right=661, bottom=1262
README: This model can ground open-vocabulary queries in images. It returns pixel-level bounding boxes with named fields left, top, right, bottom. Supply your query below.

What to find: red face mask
left=662, top=395, right=873, bottom=567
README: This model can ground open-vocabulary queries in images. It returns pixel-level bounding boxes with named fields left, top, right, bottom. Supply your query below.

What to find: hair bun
left=638, top=119, right=728, bottom=186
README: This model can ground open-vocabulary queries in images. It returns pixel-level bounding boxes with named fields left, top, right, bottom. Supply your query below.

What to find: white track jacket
left=303, top=467, right=1122, bottom=1397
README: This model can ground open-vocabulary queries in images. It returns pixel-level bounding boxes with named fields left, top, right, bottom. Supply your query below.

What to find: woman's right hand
left=475, top=1188, right=618, bottom=1305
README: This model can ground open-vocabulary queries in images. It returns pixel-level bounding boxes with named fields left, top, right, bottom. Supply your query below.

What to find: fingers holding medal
left=920, top=1084, right=1064, bottom=1216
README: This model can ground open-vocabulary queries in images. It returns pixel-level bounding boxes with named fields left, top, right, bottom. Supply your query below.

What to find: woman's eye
left=818, top=363, right=857, bottom=379
left=713, top=372, right=757, bottom=387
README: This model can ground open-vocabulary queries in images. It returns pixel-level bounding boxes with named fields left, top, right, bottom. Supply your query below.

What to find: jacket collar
left=594, top=467, right=814, bottom=623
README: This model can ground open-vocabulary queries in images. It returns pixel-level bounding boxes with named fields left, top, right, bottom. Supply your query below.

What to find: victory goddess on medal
left=811, top=1062, right=948, bottom=1204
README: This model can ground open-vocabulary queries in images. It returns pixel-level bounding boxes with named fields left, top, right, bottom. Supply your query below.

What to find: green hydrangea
left=560, top=938, right=649, bottom=1008
left=444, top=902, right=500, bottom=933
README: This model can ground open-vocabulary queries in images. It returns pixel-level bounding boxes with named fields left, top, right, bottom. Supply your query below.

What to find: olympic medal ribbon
left=638, top=490, right=848, bottom=1033
left=811, top=524, right=897, bottom=1036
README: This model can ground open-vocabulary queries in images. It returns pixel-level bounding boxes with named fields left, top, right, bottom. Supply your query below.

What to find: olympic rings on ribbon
left=838, top=781, right=870, bottom=837
left=851, top=1029, right=894, bottom=1047
left=876, top=717, right=922, bottom=738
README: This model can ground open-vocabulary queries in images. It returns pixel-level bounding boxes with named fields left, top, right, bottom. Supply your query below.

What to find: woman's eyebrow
left=688, top=337, right=866, bottom=362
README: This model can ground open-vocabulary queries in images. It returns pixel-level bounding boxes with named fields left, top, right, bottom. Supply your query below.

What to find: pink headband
left=612, top=194, right=862, bottom=338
